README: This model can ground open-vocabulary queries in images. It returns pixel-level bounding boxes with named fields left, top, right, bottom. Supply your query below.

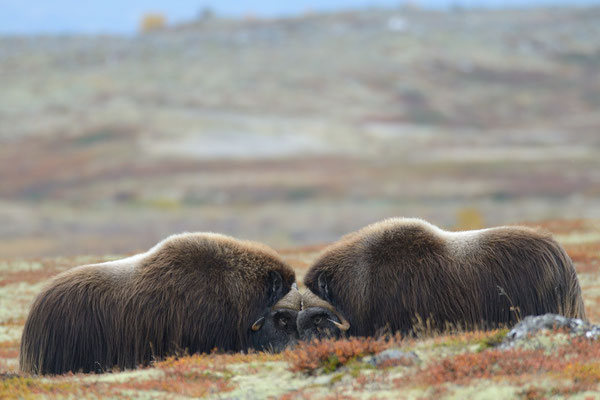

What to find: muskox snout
left=297, top=288, right=351, bottom=341
left=297, top=306, right=346, bottom=341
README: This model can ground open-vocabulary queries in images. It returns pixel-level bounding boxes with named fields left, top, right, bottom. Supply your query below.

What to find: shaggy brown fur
left=20, top=233, right=296, bottom=375
left=302, top=218, right=586, bottom=338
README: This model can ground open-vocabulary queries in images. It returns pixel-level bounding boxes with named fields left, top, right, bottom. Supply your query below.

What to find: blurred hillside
left=1, top=7, right=600, bottom=257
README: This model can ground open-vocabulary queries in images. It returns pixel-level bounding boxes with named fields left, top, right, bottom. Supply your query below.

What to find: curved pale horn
left=301, top=289, right=350, bottom=331
left=272, top=284, right=302, bottom=311
left=251, top=317, right=265, bottom=331
left=327, top=318, right=350, bottom=331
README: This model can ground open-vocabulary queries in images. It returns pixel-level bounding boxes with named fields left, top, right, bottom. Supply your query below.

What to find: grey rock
left=500, top=313, right=600, bottom=349
left=362, top=348, right=418, bottom=367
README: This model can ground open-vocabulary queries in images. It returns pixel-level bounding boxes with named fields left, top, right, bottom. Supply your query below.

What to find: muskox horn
left=273, top=283, right=302, bottom=311
left=301, top=289, right=350, bottom=331
left=251, top=317, right=265, bottom=331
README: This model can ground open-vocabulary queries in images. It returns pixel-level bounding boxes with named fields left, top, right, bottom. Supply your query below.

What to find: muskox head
left=297, top=286, right=350, bottom=341
left=249, top=282, right=302, bottom=352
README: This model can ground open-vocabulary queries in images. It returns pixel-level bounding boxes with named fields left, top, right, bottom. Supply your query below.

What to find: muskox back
left=302, top=218, right=585, bottom=338
left=20, top=233, right=296, bottom=375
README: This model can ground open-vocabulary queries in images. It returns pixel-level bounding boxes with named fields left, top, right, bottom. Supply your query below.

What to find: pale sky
left=0, top=0, right=598, bottom=34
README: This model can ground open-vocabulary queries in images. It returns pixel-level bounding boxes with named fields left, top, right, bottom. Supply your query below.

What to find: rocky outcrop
left=501, top=314, right=600, bottom=349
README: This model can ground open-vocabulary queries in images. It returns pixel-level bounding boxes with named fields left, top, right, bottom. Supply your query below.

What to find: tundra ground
left=1, top=219, right=599, bottom=399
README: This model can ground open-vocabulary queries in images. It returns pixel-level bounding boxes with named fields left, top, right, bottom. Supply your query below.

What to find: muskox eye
left=278, top=317, right=287, bottom=327
left=313, top=316, right=322, bottom=325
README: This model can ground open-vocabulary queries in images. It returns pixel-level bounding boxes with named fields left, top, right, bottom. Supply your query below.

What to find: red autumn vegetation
left=397, top=335, right=600, bottom=390
left=285, top=337, right=394, bottom=373
left=111, top=355, right=233, bottom=397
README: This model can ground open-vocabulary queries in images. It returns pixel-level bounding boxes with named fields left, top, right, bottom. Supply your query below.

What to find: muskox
left=298, top=218, right=586, bottom=340
left=20, top=233, right=299, bottom=375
